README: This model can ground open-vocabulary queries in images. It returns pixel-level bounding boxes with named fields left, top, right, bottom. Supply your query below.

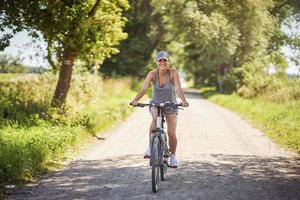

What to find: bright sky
left=1, top=23, right=299, bottom=75
left=0, top=30, right=48, bottom=68
left=281, top=18, right=300, bottom=75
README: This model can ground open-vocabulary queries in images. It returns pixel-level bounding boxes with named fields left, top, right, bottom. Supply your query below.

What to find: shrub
left=236, top=55, right=300, bottom=103
left=263, top=78, right=300, bottom=103
left=0, top=74, right=55, bottom=127
left=237, top=85, right=256, bottom=98
left=0, top=73, right=135, bottom=186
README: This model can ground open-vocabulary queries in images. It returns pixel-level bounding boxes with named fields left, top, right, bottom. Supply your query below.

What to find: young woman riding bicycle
left=130, top=50, right=189, bottom=168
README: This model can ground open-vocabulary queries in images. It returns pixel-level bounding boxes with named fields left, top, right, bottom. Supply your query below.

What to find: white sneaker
left=143, top=146, right=151, bottom=159
left=170, top=154, right=178, bottom=168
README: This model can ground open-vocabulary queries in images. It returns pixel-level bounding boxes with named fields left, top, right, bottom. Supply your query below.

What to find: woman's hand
left=130, top=99, right=138, bottom=106
left=180, top=101, right=189, bottom=107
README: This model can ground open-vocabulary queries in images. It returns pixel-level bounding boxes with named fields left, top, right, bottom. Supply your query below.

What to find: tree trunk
left=193, top=70, right=203, bottom=88
left=216, top=63, right=230, bottom=93
left=51, top=48, right=76, bottom=107
left=216, top=73, right=223, bottom=93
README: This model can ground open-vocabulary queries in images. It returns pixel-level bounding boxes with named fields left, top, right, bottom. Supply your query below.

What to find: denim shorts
left=149, top=105, right=178, bottom=115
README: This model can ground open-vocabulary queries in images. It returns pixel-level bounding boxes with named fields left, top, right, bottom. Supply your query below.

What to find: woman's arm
left=130, top=71, right=153, bottom=105
left=172, top=69, right=189, bottom=107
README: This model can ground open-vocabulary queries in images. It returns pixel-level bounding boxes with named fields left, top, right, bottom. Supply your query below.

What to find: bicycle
left=130, top=102, right=182, bottom=193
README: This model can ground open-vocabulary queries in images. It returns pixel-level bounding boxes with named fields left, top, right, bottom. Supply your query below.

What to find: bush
left=237, top=85, right=256, bottom=98
left=0, top=74, right=55, bottom=126
left=0, top=73, right=105, bottom=127
left=236, top=55, right=300, bottom=103
left=263, top=78, right=300, bottom=103
left=0, top=73, right=136, bottom=186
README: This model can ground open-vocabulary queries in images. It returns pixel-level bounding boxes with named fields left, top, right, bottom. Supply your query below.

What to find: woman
left=130, top=50, right=189, bottom=168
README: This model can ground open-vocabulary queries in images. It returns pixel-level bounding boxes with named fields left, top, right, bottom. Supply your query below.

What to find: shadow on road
left=5, top=154, right=300, bottom=200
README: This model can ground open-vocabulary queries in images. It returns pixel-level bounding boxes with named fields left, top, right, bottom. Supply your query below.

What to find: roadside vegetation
left=201, top=75, right=300, bottom=153
left=1, top=0, right=300, bottom=197
left=0, top=73, right=136, bottom=191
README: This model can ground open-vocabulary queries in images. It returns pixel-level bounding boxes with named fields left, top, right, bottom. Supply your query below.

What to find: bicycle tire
left=161, top=132, right=168, bottom=181
left=160, top=165, right=166, bottom=181
left=151, top=136, right=160, bottom=193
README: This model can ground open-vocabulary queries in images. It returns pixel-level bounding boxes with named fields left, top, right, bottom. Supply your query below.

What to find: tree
left=1, top=0, right=129, bottom=107
left=159, top=0, right=276, bottom=91
left=269, top=0, right=300, bottom=67
left=100, top=0, right=167, bottom=77
left=0, top=54, right=26, bottom=73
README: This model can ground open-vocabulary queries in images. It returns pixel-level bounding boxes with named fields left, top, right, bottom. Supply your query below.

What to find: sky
left=1, top=30, right=49, bottom=68
left=1, top=23, right=299, bottom=75
left=281, top=18, right=300, bottom=75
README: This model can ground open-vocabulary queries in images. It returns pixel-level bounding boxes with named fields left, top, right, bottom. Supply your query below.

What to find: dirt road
left=6, top=90, right=300, bottom=200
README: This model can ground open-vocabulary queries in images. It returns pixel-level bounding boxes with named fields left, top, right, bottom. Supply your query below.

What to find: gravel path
left=6, top=90, right=300, bottom=200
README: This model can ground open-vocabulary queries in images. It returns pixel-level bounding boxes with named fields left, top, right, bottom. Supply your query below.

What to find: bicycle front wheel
left=151, top=136, right=160, bottom=193
left=161, top=138, right=168, bottom=181
left=160, top=165, right=167, bottom=181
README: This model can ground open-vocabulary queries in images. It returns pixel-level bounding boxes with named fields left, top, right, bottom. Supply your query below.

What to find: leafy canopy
left=0, top=0, right=129, bottom=66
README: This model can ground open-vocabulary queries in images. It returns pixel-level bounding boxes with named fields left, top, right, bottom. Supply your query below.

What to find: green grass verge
left=0, top=125, right=87, bottom=182
left=0, top=75, right=136, bottom=196
left=202, top=89, right=300, bottom=153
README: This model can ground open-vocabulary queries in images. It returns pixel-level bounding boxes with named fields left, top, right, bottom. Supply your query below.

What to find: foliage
left=0, top=73, right=136, bottom=186
left=0, top=125, right=87, bottom=184
left=100, top=0, right=167, bottom=77
left=1, top=0, right=130, bottom=107
left=1, top=0, right=129, bottom=67
left=270, top=0, right=300, bottom=50
left=152, top=0, right=276, bottom=91
left=0, top=74, right=54, bottom=126
left=237, top=58, right=273, bottom=97
left=99, top=0, right=300, bottom=98
left=0, top=54, right=27, bottom=73
left=235, top=51, right=299, bottom=101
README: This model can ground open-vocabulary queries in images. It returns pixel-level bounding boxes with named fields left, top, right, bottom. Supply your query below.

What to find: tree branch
left=88, top=0, right=101, bottom=17
left=270, top=0, right=290, bottom=16
left=46, top=39, right=58, bottom=73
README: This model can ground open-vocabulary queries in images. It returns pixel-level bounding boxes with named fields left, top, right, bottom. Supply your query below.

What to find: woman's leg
left=144, top=107, right=158, bottom=158
left=149, top=107, right=158, bottom=136
left=165, top=113, right=178, bottom=155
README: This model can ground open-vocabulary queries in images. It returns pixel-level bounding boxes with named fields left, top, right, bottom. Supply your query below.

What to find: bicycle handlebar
left=130, top=102, right=183, bottom=109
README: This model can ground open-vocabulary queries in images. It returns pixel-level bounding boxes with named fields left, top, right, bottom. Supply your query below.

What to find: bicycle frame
left=150, top=104, right=169, bottom=161
left=130, top=102, right=181, bottom=193
left=155, top=106, right=164, bottom=130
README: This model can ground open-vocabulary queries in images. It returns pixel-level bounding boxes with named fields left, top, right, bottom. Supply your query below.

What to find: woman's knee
left=151, top=119, right=156, bottom=126
left=168, top=131, right=176, bottom=138
left=167, top=123, right=177, bottom=134
left=166, top=113, right=177, bottom=125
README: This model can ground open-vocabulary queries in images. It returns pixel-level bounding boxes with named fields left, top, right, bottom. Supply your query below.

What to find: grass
left=0, top=74, right=16, bottom=83
left=0, top=74, right=136, bottom=195
left=201, top=88, right=300, bottom=153
left=0, top=125, right=87, bottom=182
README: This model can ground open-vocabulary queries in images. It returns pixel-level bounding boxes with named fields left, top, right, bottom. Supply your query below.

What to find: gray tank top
left=151, top=70, right=177, bottom=104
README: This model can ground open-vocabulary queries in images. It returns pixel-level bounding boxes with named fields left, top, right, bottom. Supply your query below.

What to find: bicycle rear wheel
left=151, top=136, right=160, bottom=193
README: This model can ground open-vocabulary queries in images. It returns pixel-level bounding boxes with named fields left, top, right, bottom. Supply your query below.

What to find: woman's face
left=156, top=58, right=169, bottom=69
